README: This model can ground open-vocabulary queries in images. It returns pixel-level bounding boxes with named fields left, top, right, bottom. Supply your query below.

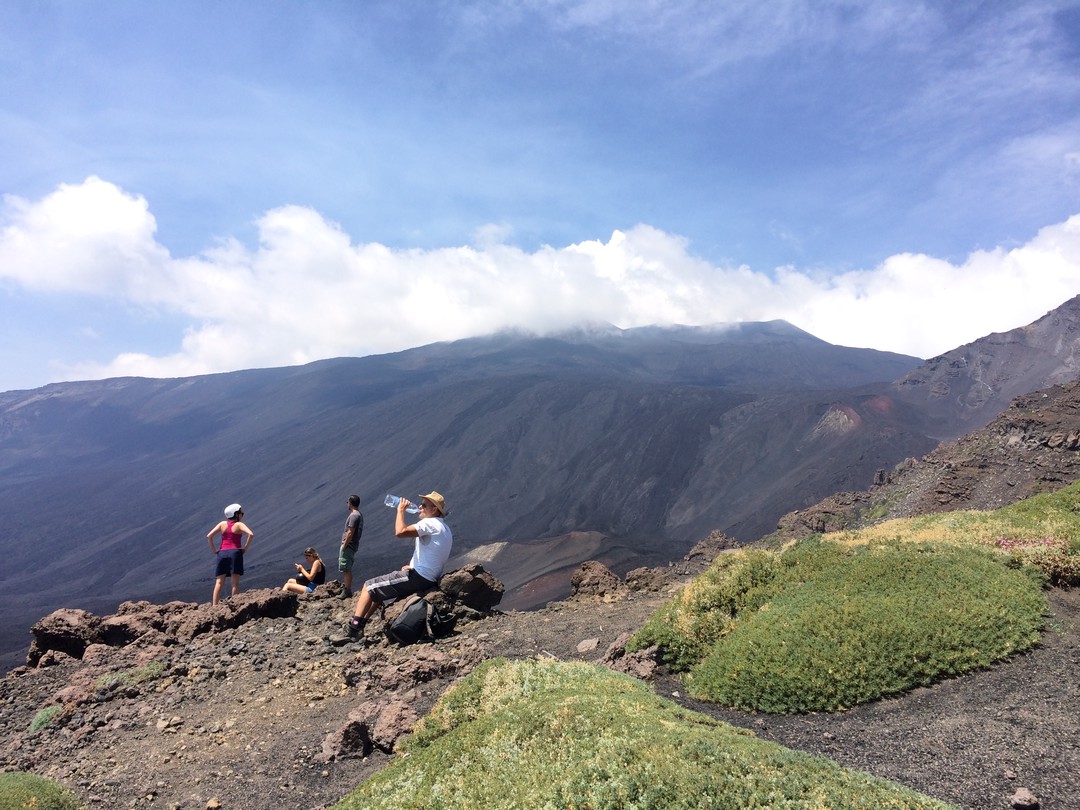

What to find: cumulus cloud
left=1, top=177, right=1078, bottom=383
left=0, top=177, right=171, bottom=295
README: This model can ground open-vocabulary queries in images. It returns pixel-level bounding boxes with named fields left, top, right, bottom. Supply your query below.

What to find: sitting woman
left=282, top=547, right=326, bottom=594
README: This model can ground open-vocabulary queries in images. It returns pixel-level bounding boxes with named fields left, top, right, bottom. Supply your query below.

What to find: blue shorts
left=215, top=549, right=245, bottom=577
left=364, top=567, right=436, bottom=606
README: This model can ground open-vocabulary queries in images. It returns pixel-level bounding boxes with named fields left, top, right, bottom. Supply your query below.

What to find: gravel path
left=654, top=588, right=1080, bottom=810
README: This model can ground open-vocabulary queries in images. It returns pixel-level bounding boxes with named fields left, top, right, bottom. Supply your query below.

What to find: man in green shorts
left=339, top=495, right=364, bottom=597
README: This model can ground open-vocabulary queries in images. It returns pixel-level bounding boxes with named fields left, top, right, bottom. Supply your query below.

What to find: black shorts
left=363, top=567, right=436, bottom=605
left=215, top=549, right=245, bottom=577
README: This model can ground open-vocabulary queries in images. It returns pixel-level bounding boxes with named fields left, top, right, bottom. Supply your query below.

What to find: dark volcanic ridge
left=773, top=378, right=1080, bottom=542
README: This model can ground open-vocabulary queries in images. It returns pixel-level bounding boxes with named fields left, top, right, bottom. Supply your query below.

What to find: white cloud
left=784, top=216, right=1080, bottom=357
left=0, top=177, right=171, bottom=294
left=1, top=177, right=1078, bottom=384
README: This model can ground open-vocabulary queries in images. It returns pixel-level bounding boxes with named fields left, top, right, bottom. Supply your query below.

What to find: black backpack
left=385, top=595, right=457, bottom=645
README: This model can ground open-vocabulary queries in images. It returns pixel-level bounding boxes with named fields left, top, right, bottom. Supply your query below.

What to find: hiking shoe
left=338, top=587, right=353, bottom=600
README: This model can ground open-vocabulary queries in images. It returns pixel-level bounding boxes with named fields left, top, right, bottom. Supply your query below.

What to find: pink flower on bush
left=994, top=536, right=1080, bottom=586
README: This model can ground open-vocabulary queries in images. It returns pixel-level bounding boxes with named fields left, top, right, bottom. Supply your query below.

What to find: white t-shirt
left=409, top=517, right=453, bottom=581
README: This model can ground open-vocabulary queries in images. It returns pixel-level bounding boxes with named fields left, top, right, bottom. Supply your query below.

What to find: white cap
left=224, top=503, right=242, bottom=518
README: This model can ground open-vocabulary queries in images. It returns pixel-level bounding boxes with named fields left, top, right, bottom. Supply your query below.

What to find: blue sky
left=1, top=1, right=1079, bottom=392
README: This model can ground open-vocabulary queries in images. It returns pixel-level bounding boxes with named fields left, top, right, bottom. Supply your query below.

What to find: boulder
left=170, top=603, right=226, bottom=642
left=102, top=611, right=164, bottom=646
left=597, top=632, right=662, bottom=680
left=570, top=561, right=622, bottom=599
left=377, top=564, right=504, bottom=629
left=343, top=641, right=482, bottom=693
left=171, top=589, right=298, bottom=641
left=34, top=648, right=77, bottom=668
left=318, top=699, right=419, bottom=760
left=667, top=531, right=742, bottom=576
left=1010, top=787, right=1040, bottom=809
left=371, top=699, right=420, bottom=751
left=624, top=566, right=671, bottom=592
left=25, top=589, right=299, bottom=666
left=80, top=643, right=120, bottom=668
left=27, top=608, right=104, bottom=666
left=319, top=701, right=378, bottom=760
left=226, top=589, right=298, bottom=623
left=437, top=564, right=504, bottom=612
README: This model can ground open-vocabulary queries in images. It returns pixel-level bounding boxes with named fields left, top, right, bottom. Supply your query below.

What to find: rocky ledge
left=0, top=561, right=679, bottom=810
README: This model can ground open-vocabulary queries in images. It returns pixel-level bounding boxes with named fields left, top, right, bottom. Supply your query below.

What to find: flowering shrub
left=994, top=535, right=1080, bottom=586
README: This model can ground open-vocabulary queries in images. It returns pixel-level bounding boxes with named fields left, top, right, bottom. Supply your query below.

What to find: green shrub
left=837, top=481, right=1080, bottom=585
left=332, top=658, right=957, bottom=810
left=695, top=543, right=1043, bottom=712
left=29, top=705, right=63, bottom=733
left=94, top=660, right=166, bottom=690
left=995, top=535, right=1080, bottom=585
left=631, top=548, right=790, bottom=670
left=0, top=771, right=83, bottom=809
left=628, top=538, right=837, bottom=667
left=632, top=538, right=1046, bottom=714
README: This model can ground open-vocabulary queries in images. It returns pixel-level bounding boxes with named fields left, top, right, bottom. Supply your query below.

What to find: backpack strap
left=422, top=598, right=436, bottom=639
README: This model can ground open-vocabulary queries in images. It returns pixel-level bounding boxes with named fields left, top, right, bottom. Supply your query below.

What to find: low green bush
left=29, top=705, right=63, bottom=733
left=995, top=534, right=1080, bottom=585
left=332, top=658, right=957, bottom=810
left=837, top=481, right=1080, bottom=585
left=631, top=538, right=1046, bottom=713
left=0, top=771, right=83, bottom=809
left=631, top=548, right=789, bottom=671
left=94, top=660, right=166, bottom=690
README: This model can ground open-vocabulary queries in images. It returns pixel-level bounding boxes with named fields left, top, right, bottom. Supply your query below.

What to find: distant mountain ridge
left=892, top=296, right=1080, bottom=438
left=1, top=298, right=1079, bottom=673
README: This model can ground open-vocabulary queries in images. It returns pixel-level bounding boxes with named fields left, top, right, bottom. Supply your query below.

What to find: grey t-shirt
left=342, top=510, right=363, bottom=551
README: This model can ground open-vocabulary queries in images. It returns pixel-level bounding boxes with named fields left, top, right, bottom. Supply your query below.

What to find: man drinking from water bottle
left=344, top=491, right=452, bottom=643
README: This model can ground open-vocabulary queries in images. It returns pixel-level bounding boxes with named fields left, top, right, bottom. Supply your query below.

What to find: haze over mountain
left=2, top=295, right=1079, bottom=672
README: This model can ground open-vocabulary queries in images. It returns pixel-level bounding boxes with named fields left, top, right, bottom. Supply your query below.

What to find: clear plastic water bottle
left=384, top=493, right=420, bottom=514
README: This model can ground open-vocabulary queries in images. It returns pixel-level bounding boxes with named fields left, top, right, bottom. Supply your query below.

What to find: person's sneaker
left=338, top=587, right=353, bottom=599
left=344, top=617, right=364, bottom=638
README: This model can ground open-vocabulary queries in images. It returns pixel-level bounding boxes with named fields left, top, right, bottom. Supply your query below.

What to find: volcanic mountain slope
left=0, top=320, right=925, bottom=672
left=3, top=297, right=1080, bottom=676
left=891, top=292, right=1080, bottom=439
left=5, top=307, right=1080, bottom=806
left=771, top=378, right=1080, bottom=541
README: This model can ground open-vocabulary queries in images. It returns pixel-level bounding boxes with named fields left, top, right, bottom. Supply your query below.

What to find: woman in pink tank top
left=206, top=503, right=254, bottom=605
